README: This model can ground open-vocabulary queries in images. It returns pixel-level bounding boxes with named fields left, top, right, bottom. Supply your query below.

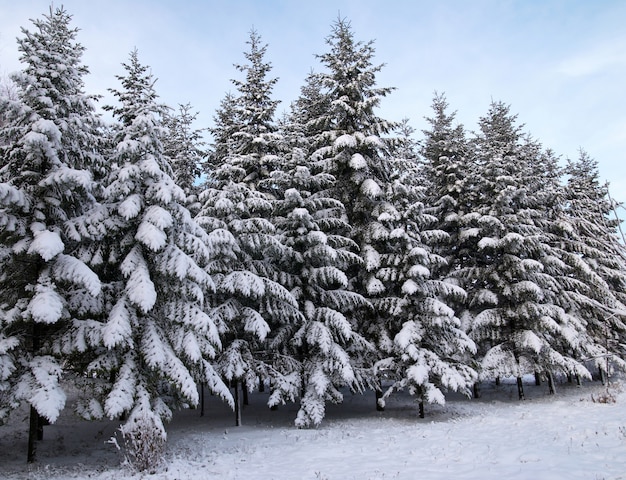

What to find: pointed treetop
left=105, top=49, right=167, bottom=127
left=476, top=100, right=524, bottom=151
left=316, top=16, right=395, bottom=136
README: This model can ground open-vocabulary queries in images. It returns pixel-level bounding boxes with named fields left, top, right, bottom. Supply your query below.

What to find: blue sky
left=1, top=0, right=625, bottom=210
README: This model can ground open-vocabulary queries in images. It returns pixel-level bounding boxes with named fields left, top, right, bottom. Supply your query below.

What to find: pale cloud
left=557, top=38, right=626, bottom=77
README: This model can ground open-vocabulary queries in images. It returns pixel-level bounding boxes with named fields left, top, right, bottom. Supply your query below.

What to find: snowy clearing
left=1, top=377, right=625, bottom=480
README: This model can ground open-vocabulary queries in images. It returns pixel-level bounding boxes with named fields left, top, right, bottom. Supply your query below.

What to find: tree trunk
left=233, top=381, right=242, bottom=426
left=242, top=380, right=249, bottom=406
left=473, top=382, right=481, bottom=399
left=534, top=371, right=541, bottom=386
left=27, top=406, right=39, bottom=463
left=375, top=389, right=385, bottom=411
left=258, top=375, right=265, bottom=393
left=546, top=371, right=556, bottom=395
left=576, top=374, right=581, bottom=386
left=28, top=322, right=42, bottom=463
left=516, top=376, right=525, bottom=400
left=200, top=383, right=205, bottom=417
left=599, top=367, right=607, bottom=386
left=418, top=401, right=425, bottom=419
left=495, top=376, right=500, bottom=386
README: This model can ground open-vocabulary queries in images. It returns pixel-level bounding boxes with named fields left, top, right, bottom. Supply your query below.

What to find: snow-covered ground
left=1, top=377, right=625, bottom=480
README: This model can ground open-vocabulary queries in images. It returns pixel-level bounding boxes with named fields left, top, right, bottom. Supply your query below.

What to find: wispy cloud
left=557, top=38, right=626, bottom=77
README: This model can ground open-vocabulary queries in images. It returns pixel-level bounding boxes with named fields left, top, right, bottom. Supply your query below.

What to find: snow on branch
left=118, top=194, right=143, bottom=220
left=121, top=246, right=157, bottom=313
left=103, top=298, right=134, bottom=349
left=0, top=183, right=30, bottom=210
left=21, top=356, right=66, bottom=423
left=52, top=253, right=101, bottom=296
left=28, top=281, right=64, bottom=324
left=28, top=229, right=64, bottom=261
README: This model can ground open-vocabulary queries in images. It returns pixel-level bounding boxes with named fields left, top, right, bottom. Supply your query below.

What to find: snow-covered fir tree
left=418, top=94, right=479, bottom=368
left=207, top=92, right=238, bottom=174
left=281, top=71, right=333, bottom=160
left=226, top=28, right=282, bottom=189
left=371, top=128, right=477, bottom=412
left=457, top=102, right=591, bottom=398
left=420, top=93, right=471, bottom=278
left=75, top=50, right=231, bottom=466
left=198, top=30, right=301, bottom=418
left=556, top=150, right=626, bottom=378
left=262, top=156, right=371, bottom=426
left=307, top=17, right=399, bottom=391
left=0, top=7, right=104, bottom=462
left=388, top=117, right=419, bottom=163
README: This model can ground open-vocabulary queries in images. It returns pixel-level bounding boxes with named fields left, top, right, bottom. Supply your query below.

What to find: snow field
left=1, top=378, right=625, bottom=480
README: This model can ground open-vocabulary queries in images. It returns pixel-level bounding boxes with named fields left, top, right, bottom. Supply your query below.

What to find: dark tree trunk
left=517, top=376, right=525, bottom=400
left=599, top=367, right=607, bottom=386
left=473, top=382, right=481, bottom=399
left=576, top=374, right=581, bottom=386
left=258, top=375, right=265, bottom=393
left=534, top=371, right=541, bottom=386
left=27, top=323, right=42, bottom=463
left=375, top=389, right=385, bottom=411
left=495, top=376, right=500, bottom=386
left=27, top=406, right=39, bottom=463
left=200, top=383, right=205, bottom=417
left=546, top=371, right=556, bottom=395
left=418, top=401, right=425, bottom=419
left=37, top=415, right=48, bottom=441
left=567, top=373, right=573, bottom=384
left=233, top=381, right=242, bottom=426
left=242, top=381, right=249, bottom=406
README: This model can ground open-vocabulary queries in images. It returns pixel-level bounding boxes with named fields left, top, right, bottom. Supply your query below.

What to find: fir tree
left=282, top=70, right=333, bottom=159
left=77, top=50, right=231, bottom=468
left=419, top=93, right=473, bottom=336
left=264, top=161, right=370, bottom=426
left=0, top=7, right=104, bottom=462
left=308, top=17, right=397, bottom=392
left=198, top=31, right=300, bottom=420
left=420, top=92, right=470, bottom=253
left=370, top=122, right=477, bottom=412
left=389, top=117, right=419, bottom=163
left=228, top=28, right=281, bottom=189
left=207, top=92, right=238, bottom=175
left=458, top=102, right=591, bottom=398
left=557, top=151, right=626, bottom=378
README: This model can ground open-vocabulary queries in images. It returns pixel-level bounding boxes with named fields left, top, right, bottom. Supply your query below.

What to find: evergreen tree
left=372, top=145, right=477, bottom=411
left=389, top=117, right=419, bottom=163
left=263, top=160, right=370, bottom=426
left=282, top=70, right=332, bottom=160
left=458, top=102, right=591, bottom=398
left=419, top=94, right=472, bottom=321
left=207, top=92, right=238, bottom=175
left=198, top=31, right=300, bottom=419
left=557, top=151, right=626, bottom=377
left=0, top=74, right=19, bottom=130
left=420, top=93, right=470, bottom=245
left=0, top=7, right=104, bottom=462
left=308, top=17, right=397, bottom=392
left=228, top=28, right=281, bottom=189
left=77, top=50, right=231, bottom=468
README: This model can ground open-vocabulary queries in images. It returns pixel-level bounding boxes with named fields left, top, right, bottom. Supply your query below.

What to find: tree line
left=1, top=6, right=625, bottom=468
